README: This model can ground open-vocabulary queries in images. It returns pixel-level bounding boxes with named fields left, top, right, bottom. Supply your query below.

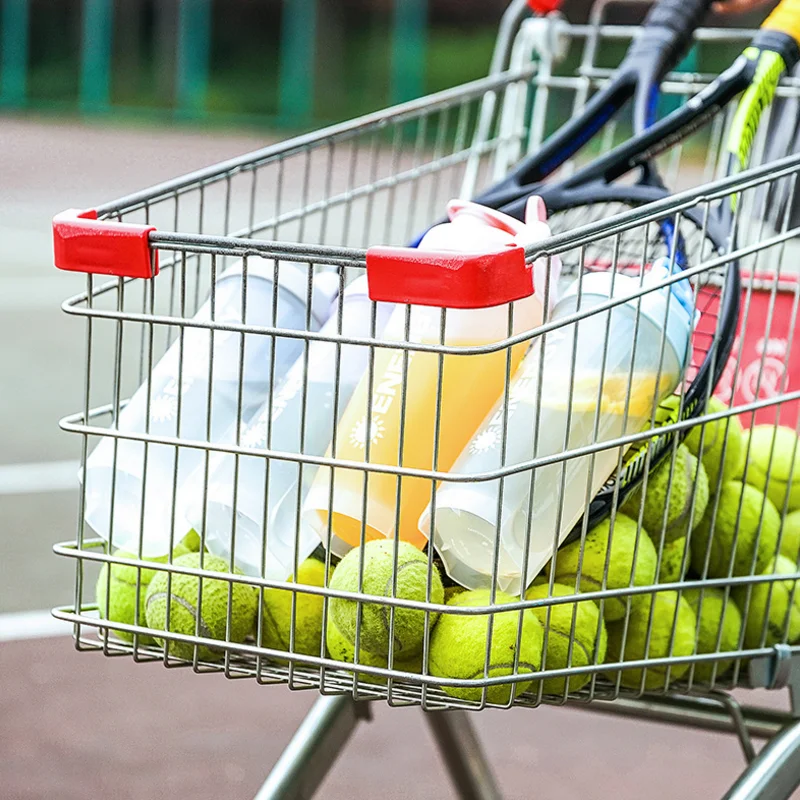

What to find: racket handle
left=763, top=0, right=800, bottom=46
left=629, top=0, right=712, bottom=70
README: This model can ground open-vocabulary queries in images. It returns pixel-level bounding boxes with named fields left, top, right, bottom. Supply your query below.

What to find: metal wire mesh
left=52, top=15, right=800, bottom=712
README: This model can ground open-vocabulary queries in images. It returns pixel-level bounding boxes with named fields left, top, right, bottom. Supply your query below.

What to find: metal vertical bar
left=390, top=0, right=426, bottom=105
left=0, top=0, right=29, bottom=107
left=425, top=710, right=503, bottom=800
left=253, top=695, right=370, bottom=800
left=723, top=722, right=800, bottom=800
left=176, top=0, right=211, bottom=117
left=80, top=0, right=114, bottom=112
left=278, top=0, right=316, bottom=123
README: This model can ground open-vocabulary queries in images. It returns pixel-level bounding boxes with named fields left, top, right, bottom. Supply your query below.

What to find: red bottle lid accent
left=528, top=0, right=563, bottom=12
left=53, top=209, right=158, bottom=279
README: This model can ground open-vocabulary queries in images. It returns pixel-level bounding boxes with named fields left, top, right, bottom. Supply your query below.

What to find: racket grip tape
left=763, top=0, right=800, bottom=51
left=629, top=0, right=714, bottom=69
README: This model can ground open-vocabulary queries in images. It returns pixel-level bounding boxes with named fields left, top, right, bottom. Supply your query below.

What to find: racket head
left=521, top=180, right=739, bottom=543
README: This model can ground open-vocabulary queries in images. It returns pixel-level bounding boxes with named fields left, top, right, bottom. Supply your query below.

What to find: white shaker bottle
left=189, top=275, right=394, bottom=578
left=303, top=198, right=561, bottom=559
left=82, top=259, right=338, bottom=557
left=421, top=258, right=694, bottom=593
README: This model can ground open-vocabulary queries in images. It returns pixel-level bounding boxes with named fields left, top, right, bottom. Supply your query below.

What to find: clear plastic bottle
left=82, top=259, right=338, bottom=557
left=188, top=276, right=395, bottom=578
left=303, top=199, right=560, bottom=557
left=421, top=259, right=694, bottom=594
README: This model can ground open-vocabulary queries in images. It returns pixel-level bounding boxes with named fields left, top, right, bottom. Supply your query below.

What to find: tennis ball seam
left=542, top=625, right=593, bottom=664
left=145, top=591, right=215, bottom=641
left=466, top=660, right=539, bottom=680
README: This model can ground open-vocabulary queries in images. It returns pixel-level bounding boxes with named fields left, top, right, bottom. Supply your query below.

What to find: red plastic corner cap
left=366, top=244, right=532, bottom=309
left=528, top=0, right=562, bottom=12
left=53, top=209, right=158, bottom=279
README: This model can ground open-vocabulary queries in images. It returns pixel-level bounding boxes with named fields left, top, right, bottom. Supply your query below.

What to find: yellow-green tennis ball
left=525, top=583, right=607, bottom=695
left=685, top=398, right=746, bottom=492
left=430, top=589, right=543, bottom=704
left=551, top=514, right=657, bottom=622
left=329, top=539, right=443, bottom=658
left=180, top=528, right=203, bottom=552
left=780, top=510, right=800, bottom=561
left=260, top=557, right=331, bottom=659
left=734, top=555, right=800, bottom=648
left=744, top=425, right=800, bottom=512
left=95, top=544, right=191, bottom=645
left=690, top=481, right=780, bottom=578
left=145, top=552, right=258, bottom=661
left=326, top=619, right=422, bottom=684
left=658, top=537, right=688, bottom=584
left=683, top=587, right=742, bottom=682
left=605, top=591, right=697, bottom=690
left=621, top=445, right=709, bottom=542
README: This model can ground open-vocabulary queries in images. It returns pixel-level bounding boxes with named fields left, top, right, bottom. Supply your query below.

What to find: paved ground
left=2, top=115, right=800, bottom=799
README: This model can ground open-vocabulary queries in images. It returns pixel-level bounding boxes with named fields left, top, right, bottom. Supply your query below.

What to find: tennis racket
left=472, top=0, right=715, bottom=212
left=508, top=0, right=800, bottom=531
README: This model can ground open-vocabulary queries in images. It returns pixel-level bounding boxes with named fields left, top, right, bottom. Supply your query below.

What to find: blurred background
left=1, top=2, right=795, bottom=799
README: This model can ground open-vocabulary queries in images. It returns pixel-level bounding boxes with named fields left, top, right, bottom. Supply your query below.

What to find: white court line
left=0, top=460, right=79, bottom=495
left=0, top=610, right=70, bottom=642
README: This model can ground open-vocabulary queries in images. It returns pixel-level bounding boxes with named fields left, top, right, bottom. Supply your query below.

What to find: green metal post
left=176, top=0, right=211, bottom=117
left=390, top=0, right=426, bottom=105
left=278, top=0, right=316, bottom=123
left=0, top=0, right=29, bottom=107
left=80, top=0, right=114, bottom=112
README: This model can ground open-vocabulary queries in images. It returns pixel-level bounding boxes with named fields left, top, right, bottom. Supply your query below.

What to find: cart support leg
left=254, top=694, right=371, bottom=800
left=425, top=710, right=503, bottom=800
left=723, top=721, right=800, bottom=800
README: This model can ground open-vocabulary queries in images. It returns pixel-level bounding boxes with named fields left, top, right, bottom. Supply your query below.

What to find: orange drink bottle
left=303, top=199, right=560, bottom=557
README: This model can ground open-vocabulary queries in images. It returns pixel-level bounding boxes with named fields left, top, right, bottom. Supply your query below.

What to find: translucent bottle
left=188, top=276, right=395, bottom=578
left=303, top=199, right=559, bottom=557
left=421, top=259, right=694, bottom=594
left=82, top=259, right=338, bottom=557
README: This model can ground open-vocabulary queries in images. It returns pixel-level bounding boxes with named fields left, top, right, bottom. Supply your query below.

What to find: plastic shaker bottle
left=303, top=199, right=560, bottom=558
left=82, top=259, right=339, bottom=557
left=421, top=258, right=694, bottom=593
left=188, top=275, right=394, bottom=578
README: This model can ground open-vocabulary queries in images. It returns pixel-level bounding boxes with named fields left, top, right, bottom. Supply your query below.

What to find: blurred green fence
left=0, top=0, right=503, bottom=127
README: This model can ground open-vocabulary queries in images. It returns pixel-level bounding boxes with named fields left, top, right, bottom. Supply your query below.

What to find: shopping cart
left=50, top=1, right=800, bottom=797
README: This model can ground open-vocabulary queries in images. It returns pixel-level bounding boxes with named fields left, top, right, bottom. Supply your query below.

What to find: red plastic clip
left=528, top=0, right=562, bottom=12
left=365, top=244, right=532, bottom=309
left=53, top=209, right=158, bottom=279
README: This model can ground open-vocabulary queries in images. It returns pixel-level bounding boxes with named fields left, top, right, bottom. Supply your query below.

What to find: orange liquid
left=308, top=340, right=528, bottom=548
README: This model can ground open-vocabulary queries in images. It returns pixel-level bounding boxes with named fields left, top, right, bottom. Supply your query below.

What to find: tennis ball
left=621, top=445, right=709, bottom=542
left=180, top=528, right=203, bottom=552
left=605, top=591, right=697, bottom=690
left=328, top=540, right=444, bottom=658
left=658, top=537, right=688, bottom=584
left=733, top=555, right=800, bottom=648
left=260, top=557, right=332, bottom=659
left=326, top=619, right=423, bottom=684
left=525, top=583, right=607, bottom=695
left=95, top=544, right=191, bottom=645
left=551, top=514, right=658, bottom=622
left=690, top=481, right=780, bottom=578
left=685, top=398, right=746, bottom=492
left=780, top=510, right=800, bottom=561
left=683, top=587, right=742, bottom=682
left=444, top=585, right=467, bottom=603
left=429, top=589, right=544, bottom=704
left=145, top=552, right=259, bottom=661
left=744, top=425, right=800, bottom=512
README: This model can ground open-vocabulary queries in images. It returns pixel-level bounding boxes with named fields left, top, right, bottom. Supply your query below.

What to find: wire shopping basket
left=50, top=2, right=800, bottom=798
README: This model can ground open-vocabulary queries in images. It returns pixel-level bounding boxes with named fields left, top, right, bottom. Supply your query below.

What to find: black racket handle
left=629, top=0, right=713, bottom=71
